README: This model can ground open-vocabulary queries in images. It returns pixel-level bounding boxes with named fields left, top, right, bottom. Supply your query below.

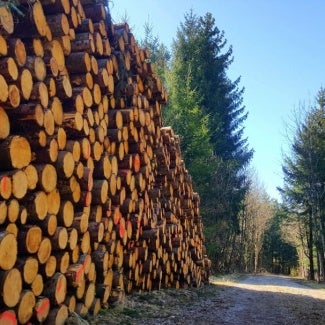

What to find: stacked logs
left=0, top=0, right=211, bottom=323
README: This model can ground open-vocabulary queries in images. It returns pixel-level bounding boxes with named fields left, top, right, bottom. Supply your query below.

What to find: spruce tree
left=165, top=10, right=253, bottom=271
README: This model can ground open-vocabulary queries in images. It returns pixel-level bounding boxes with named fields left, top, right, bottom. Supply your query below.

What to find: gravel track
left=87, top=274, right=325, bottom=325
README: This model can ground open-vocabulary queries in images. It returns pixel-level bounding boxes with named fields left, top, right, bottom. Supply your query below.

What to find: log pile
left=0, top=1, right=211, bottom=323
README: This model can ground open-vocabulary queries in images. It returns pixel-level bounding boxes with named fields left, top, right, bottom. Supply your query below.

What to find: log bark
left=55, top=74, right=72, bottom=99
left=0, top=57, right=18, bottom=82
left=56, top=251, right=70, bottom=273
left=65, top=52, right=91, bottom=73
left=51, top=226, right=68, bottom=250
left=92, top=179, right=108, bottom=204
left=45, top=304, right=68, bottom=325
left=30, top=81, right=49, bottom=108
left=42, top=0, right=71, bottom=15
left=72, top=211, right=89, bottom=234
left=46, top=13, right=70, bottom=37
left=25, top=56, right=47, bottom=82
left=40, top=214, right=57, bottom=236
left=35, top=164, right=57, bottom=193
left=22, top=191, right=48, bottom=221
left=83, top=4, right=106, bottom=22
left=43, top=272, right=67, bottom=305
left=64, top=294, right=76, bottom=313
left=42, top=255, right=57, bottom=278
left=66, top=263, right=84, bottom=287
left=55, top=150, right=75, bottom=178
left=33, top=137, right=59, bottom=164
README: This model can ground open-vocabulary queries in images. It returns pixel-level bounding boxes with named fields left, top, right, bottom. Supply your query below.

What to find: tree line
left=123, top=8, right=324, bottom=279
left=280, top=89, right=325, bottom=281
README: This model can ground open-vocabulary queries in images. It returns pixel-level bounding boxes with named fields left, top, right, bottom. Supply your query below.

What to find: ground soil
left=77, top=273, right=325, bottom=325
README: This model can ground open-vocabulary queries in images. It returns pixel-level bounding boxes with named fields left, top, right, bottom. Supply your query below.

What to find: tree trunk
left=43, top=272, right=67, bottom=305
left=16, top=290, right=36, bottom=324
left=308, top=213, right=315, bottom=280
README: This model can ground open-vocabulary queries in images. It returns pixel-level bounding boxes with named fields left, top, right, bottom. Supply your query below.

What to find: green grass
left=120, top=308, right=142, bottom=318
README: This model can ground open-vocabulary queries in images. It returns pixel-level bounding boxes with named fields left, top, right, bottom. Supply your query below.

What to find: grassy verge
left=85, top=273, right=248, bottom=324
left=209, top=272, right=248, bottom=284
left=88, top=280, right=223, bottom=324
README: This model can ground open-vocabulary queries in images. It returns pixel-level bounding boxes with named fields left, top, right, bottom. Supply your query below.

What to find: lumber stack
left=0, top=1, right=210, bottom=323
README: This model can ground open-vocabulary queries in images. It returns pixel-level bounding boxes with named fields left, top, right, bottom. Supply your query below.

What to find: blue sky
left=110, top=1, right=325, bottom=200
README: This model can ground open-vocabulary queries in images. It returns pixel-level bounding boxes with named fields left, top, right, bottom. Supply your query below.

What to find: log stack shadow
left=0, top=1, right=211, bottom=323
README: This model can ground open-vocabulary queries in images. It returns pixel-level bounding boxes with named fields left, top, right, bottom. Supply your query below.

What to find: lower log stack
left=0, top=0, right=211, bottom=324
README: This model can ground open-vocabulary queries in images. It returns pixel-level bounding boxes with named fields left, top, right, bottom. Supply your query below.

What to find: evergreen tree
left=171, top=11, right=252, bottom=164
left=261, top=207, right=298, bottom=275
left=165, top=10, right=253, bottom=271
left=281, top=88, right=325, bottom=280
left=140, top=21, right=171, bottom=86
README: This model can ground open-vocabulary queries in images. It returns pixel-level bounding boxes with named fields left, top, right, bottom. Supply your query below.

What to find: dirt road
left=92, top=274, right=325, bottom=325
left=202, top=274, right=325, bottom=325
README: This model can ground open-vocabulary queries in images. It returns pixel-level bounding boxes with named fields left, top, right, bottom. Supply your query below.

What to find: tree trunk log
left=0, top=136, right=32, bottom=170
left=16, top=289, right=35, bottom=324
left=43, top=272, right=67, bottom=305
left=0, top=106, right=10, bottom=140
left=0, top=268, right=22, bottom=307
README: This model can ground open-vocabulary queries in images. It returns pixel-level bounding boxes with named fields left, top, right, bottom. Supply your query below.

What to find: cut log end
left=0, top=136, right=32, bottom=170
left=34, top=297, right=50, bottom=323
left=17, top=290, right=36, bottom=324
left=0, top=268, right=22, bottom=307
left=0, top=310, right=17, bottom=325
left=0, top=231, right=17, bottom=270
left=0, top=6, right=14, bottom=35
left=0, top=107, right=10, bottom=139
